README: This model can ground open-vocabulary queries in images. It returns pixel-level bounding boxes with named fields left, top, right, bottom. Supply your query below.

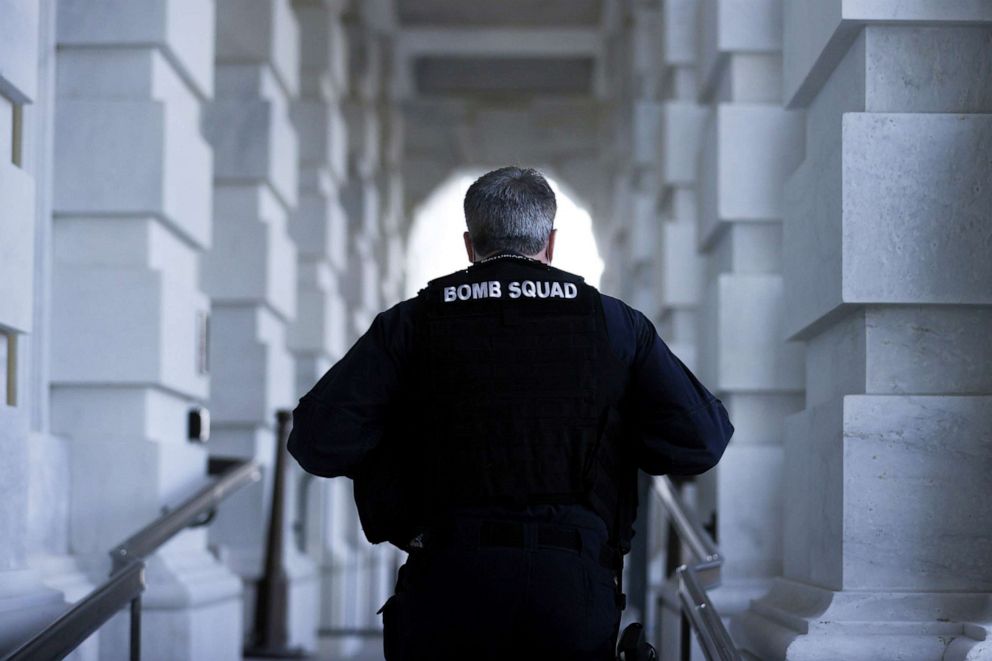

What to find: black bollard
left=245, top=410, right=306, bottom=658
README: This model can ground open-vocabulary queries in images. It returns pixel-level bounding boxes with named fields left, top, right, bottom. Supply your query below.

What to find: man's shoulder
left=598, top=293, right=656, bottom=364
left=599, top=292, right=645, bottom=325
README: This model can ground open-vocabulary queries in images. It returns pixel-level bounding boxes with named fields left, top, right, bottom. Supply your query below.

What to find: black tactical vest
left=413, top=255, right=632, bottom=540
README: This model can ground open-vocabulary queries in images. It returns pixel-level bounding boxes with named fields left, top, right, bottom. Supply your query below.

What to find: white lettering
left=457, top=284, right=472, bottom=300
left=443, top=286, right=457, bottom=302
left=489, top=281, right=502, bottom=298
left=472, top=282, right=488, bottom=299
left=508, top=282, right=521, bottom=298
left=550, top=281, right=564, bottom=298
left=521, top=280, right=537, bottom=298
left=536, top=281, right=550, bottom=298
left=564, top=283, right=578, bottom=299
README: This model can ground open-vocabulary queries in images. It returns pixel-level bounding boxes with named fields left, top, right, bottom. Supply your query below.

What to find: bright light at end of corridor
left=405, top=172, right=604, bottom=298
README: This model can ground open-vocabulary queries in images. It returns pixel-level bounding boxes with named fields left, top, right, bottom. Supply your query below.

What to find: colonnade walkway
left=2, top=1, right=990, bottom=659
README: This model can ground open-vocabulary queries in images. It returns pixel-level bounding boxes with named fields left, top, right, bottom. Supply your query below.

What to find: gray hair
left=463, top=167, right=556, bottom=257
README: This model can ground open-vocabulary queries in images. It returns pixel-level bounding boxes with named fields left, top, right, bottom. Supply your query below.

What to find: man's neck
left=476, top=250, right=549, bottom=265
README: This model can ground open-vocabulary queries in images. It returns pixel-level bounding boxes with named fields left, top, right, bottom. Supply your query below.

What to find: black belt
left=478, top=520, right=583, bottom=553
left=425, top=518, right=620, bottom=571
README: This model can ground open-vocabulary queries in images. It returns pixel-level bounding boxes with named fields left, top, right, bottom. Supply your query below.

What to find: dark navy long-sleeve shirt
left=288, top=289, right=734, bottom=481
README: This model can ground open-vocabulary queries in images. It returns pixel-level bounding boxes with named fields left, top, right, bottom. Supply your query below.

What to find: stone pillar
left=656, top=0, right=706, bottom=375
left=650, top=1, right=711, bottom=652
left=286, top=0, right=357, bottom=650
left=0, top=0, right=71, bottom=653
left=317, top=21, right=403, bottom=655
left=203, top=0, right=318, bottom=653
left=692, top=0, right=805, bottom=628
left=735, top=5, right=992, bottom=659
left=50, top=1, right=244, bottom=659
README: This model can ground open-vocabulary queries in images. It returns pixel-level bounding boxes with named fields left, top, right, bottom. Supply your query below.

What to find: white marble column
left=0, top=0, right=72, bottom=654
left=50, top=1, right=244, bottom=659
left=286, top=0, right=363, bottom=650
left=317, top=21, right=403, bottom=655
left=650, top=2, right=710, bottom=653
left=692, top=0, right=805, bottom=628
left=203, top=0, right=318, bottom=653
left=735, top=5, right=992, bottom=659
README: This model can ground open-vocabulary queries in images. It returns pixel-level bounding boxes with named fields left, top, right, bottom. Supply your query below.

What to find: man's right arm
left=604, top=296, right=734, bottom=475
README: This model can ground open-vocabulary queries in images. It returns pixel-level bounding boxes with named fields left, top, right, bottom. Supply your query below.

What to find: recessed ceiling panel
left=397, top=0, right=603, bottom=27
left=414, top=57, right=594, bottom=95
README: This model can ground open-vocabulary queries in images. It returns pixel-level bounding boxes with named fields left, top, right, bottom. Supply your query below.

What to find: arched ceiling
left=346, top=0, right=621, bottom=216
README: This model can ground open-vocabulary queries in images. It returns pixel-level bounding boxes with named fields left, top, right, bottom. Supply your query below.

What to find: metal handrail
left=3, top=458, right=262, bottom=661
left=111, top=459, right=262, bottom=572
left=3, top=561, right=145, bottom=661
left=653, top=476, right=741, bottom=661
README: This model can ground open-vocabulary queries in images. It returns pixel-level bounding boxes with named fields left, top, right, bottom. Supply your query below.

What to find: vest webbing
left=415, top=257, right=630, bottom=538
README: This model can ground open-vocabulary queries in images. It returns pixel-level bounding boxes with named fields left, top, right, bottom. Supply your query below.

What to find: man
left=288, top=167, right=733, bottom=660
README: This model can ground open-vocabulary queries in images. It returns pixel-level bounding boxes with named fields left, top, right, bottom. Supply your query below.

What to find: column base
left=732, top=578, right=992, bottom=661
left=32, top=553, right=100, bottom=660
left=0, top=569, right=68, bottom=655
left=84, top=536, right=245, bottom=661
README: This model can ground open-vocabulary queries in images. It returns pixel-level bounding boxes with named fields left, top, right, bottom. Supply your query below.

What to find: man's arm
left=287, top=299, right=417, bottom=478
left=605, top=297, right=734, bottom=475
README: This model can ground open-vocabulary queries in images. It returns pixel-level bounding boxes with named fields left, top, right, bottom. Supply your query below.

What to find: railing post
left=130, top=595, right=142, bottom=661
left=245, top=410, right=304, bottom=657
left=680, top=609, right=691, bottom=661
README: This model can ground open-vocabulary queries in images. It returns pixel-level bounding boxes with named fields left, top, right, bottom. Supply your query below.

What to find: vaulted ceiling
left=351, top=0, right=620, bottom=213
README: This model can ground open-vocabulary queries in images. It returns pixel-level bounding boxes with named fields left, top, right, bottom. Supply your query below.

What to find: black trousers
left=381, top=511, right=622, bottom=661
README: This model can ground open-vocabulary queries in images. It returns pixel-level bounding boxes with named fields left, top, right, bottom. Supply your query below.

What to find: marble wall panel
left=51, top=266, right=209, bottom=398
left=56, top=0, right=215, bottom=97
left=207, top=306, right=295, bottom=425
left=662, top=0, right=697, bottom=67
left=784, top=0, right=992, bottom=104
left=660, top=102, right=706, bottom=187
left=710, top=274, right=805, bottom=393
left=215, top=0, right=299, bottom=97
left=0, top=162, right=35, bottom=332
left=717, top=444, right=784, bottom=580
left=659, top=220, right=704, bottom=307
left=0, top=0, right=39, bottom=101
left=206, top=85, right=299, bottom=208
left=54, top=96, right=212, bottom=247
left=843, top=394, right=992, bottom=591
left=721, top=392, right=804, bottom=446
left=206, top=186, right=298, bottom=320
left=782, top=398, right=845, bottom=589
left=842, top=113, right=992, bottom=306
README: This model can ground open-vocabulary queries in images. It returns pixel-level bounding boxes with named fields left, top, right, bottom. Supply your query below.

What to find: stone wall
left=1, top=1, right=990, bottom=659
left=0, top=0, right=391, bottom=657
left=734, top=4, right=992, bottom=659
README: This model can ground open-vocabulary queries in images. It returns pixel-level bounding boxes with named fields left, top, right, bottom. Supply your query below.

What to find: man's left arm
left=288, top=299, right=417, bottom=478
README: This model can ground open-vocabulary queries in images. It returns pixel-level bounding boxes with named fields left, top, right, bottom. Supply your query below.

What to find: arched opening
left=405, top=169, right=604, bottom=298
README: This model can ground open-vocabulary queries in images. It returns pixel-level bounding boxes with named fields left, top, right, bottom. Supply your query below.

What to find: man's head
left=463, top=167, right=557, bottom=263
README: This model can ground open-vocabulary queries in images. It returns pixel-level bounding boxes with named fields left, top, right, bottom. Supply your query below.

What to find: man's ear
left=463, top=232, right=477, bottom=263
left=545, top=229, right=557, bottom=263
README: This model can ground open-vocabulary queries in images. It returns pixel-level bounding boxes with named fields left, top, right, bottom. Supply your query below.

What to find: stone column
left=203, top=0, right=318, bottom=653
left=317, top=21, right=403, bottom=654
left=735, top=5, right=992, bottom=659
left=650, top=1, right=710, bottom=652
left=0, top=0, right=71, bottom=653
left=692, top=0, right=805, bottom=628
left=286, top=0, right=355, bottom=649
left=656, top=0, right=706, bottom=374
left=50, top=1, right=244, bottom=659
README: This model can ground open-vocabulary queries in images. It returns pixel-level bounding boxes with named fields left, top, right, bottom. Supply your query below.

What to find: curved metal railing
left=2, top=459, right=262, bottom=661
left=653, top=476, right=741, bottom=661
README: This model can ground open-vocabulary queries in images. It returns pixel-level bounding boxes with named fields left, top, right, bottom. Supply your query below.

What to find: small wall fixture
left=188, top=407, right=211, bottom=443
